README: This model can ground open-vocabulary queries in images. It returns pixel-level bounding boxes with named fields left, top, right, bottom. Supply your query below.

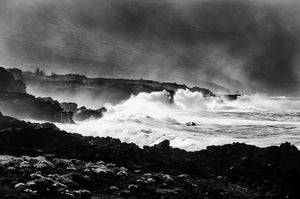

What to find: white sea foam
left=57, top=89, right=300, bottom=151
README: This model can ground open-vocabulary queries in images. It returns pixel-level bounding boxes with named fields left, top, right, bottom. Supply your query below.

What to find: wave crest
left=57, top=89, right=300, bottom=151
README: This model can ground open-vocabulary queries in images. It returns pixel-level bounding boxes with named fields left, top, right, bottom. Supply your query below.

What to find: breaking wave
left=57, top=89, right=300, bottom=151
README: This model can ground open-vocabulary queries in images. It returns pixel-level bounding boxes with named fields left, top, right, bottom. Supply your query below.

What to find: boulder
left=60, top=102, right=78, bottom=113
left=73, top=107, right=106, bottom=121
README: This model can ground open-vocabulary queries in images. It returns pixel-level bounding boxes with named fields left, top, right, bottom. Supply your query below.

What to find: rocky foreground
left=0, top=113, right=300, bottom=199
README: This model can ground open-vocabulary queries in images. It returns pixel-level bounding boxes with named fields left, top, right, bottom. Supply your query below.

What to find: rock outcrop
left=0, top=67, right=26, bottom=93
left=0, top=92, right=73, bottom=123
left=60, top=103, right=107, bottom=122
left=60, top=102, right=78, bottom=113
left=0, top=114, right=299, bottom=198
left=0, top=67, right=73, bottom=123
left=73, top=107, right=107, bottom=121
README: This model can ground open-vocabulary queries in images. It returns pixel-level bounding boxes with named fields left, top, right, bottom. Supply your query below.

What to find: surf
left=57, top=89, right=300, bottom=151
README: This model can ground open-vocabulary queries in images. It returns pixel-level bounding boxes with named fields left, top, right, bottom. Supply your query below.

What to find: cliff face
left=0, top=67, right=26, bottom=93
left=0, top=68, right=73, bottom=123
left=0, top=92, right=73, bottom=123
left=9, top=69, right=214, bottom=106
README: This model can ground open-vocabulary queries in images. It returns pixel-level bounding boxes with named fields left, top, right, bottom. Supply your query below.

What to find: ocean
left=57, top=89, right=300, bottom=151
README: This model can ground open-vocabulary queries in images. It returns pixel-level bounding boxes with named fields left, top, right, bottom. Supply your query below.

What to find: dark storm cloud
left=0, top=0, right=299, bottom=95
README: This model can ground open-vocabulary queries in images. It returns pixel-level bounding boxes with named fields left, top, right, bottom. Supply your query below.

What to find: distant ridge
left=8, top=68, right=215, bottom=107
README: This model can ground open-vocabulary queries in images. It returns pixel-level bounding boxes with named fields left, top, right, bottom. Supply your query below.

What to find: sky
left=0, top=0, right=299, bottom=95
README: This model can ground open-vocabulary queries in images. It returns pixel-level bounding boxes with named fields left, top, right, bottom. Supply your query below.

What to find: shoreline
left=1, top=113, right=300, bottom=198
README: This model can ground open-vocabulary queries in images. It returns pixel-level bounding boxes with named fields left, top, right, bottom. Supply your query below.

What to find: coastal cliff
left=0, top=67, right=73, bottom=123
left=1, top=67, right=214, bottom=122
left=0, top=67, right=26, bottom=93
left=9, top=68, right=214, bottom=106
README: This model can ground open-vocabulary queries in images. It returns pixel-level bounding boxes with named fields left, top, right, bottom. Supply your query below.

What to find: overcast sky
left=0, top=0, right=299, bottom=95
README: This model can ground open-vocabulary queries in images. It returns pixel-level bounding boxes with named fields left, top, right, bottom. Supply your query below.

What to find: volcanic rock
left=0, top=114, right=299, bottom=198
left=0, top=67, right=26, bottom=93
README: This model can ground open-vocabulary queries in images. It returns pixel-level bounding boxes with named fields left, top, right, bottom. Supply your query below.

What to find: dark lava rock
left=153, top=140, right=171, bottom=152
left=0, top=92, right=74, bottom=123
left=60, top=102, right=78, bottom=113
left=186, top=122, right=196, bottom=126
left=73, top=107, right=106, bottom=121
left=0, top=114, right=300, bottom=198
left=0, top=67, right=73, bottom=123
left=0, top=67, right=26, bottom=93
left=60, top=102, right=107, bottom=122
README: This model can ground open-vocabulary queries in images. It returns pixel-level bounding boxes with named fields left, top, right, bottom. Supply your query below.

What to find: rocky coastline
left=1, top=67, right=214, bottom=123
left=8, top=68, right=214, bottom=106
left=0, top=113, right=299, bottom=198
left=0, top=67, right=108, bottom=123
left=1, top=67, right=300, bottom=198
